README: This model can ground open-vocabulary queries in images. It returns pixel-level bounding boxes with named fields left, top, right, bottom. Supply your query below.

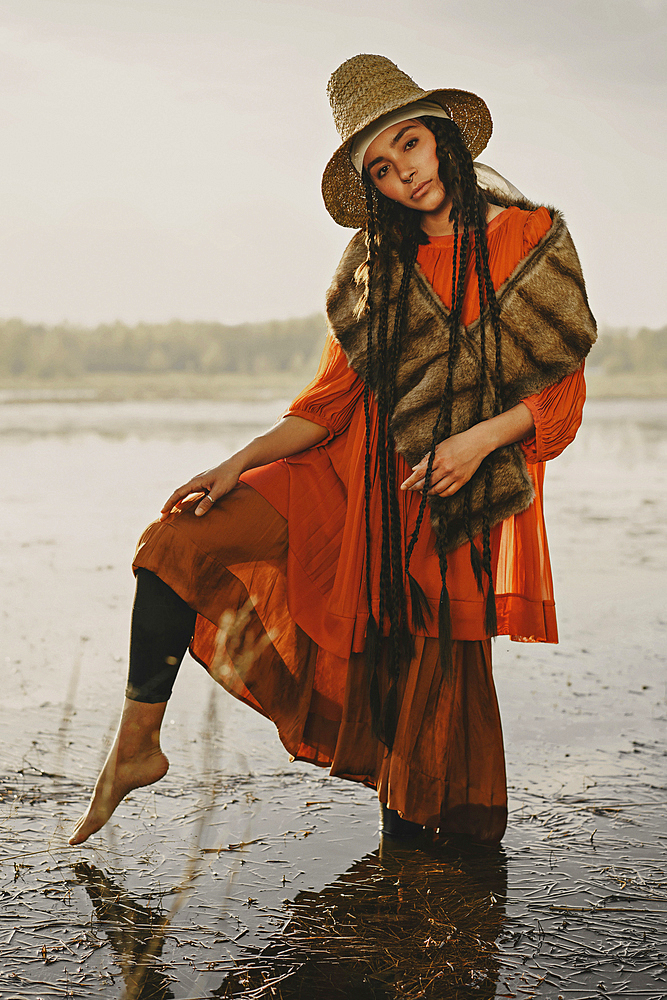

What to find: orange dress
left=134, top=205, right=586, bottom=844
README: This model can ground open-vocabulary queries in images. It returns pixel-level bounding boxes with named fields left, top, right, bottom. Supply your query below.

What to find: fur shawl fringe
left=326, top=195, right=597, bottom=552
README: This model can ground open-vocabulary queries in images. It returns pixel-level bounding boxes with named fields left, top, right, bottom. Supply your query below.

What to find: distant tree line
left=592, top=325, right=667, bottom=374
left=0, top=315, right=328, bottom=378
left=0, top=316, right=665, bottom=378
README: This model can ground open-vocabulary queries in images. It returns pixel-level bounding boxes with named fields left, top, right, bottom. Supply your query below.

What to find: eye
left=405, top=137, right=418, bottom=150
left=376, top=164, right=389, bottom=179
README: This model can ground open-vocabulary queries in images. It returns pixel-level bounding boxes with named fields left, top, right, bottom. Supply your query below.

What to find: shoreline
left=1, top=367, right=667, bottom=403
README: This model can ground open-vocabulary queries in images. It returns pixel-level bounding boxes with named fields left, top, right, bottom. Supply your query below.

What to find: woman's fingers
left=194, top=492, right=216, bottom=516
left=400, top=459, right=429, bottom=491
left=160, top=488, right=192, bottom=514
left=159, top=462, right=240, bottom=521
left=402, top=455, right=450, bottom=493
left=402, top=470, right=439, bottom=492
left=402, top=466, right=464, bottom=497
left=429, top=477, right=461, bottom=497
left=159, top=485, right=215, bottom=521
left=160, top=478, right=209, bottom=517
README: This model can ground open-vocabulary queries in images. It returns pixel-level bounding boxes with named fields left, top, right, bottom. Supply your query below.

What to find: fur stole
left=326, top=195, right=598, bottom=552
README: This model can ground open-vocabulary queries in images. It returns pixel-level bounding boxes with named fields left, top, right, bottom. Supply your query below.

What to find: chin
left=413, top=196, right=445, bottom=214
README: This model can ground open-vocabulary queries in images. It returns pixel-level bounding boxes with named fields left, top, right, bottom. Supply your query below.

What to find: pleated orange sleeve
left=520, top=364, right=586, bottom=464
left=283, top=331, right=364, bottom=441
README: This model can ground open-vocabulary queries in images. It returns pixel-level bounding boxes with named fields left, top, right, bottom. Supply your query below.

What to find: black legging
left=126, top=569, right=196, bottom=703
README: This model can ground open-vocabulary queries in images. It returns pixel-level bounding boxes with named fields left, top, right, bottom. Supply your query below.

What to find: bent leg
left=70, top=570, right=196, bottom=845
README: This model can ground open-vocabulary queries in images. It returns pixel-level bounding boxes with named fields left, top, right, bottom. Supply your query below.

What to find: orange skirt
left=133, top=484, right=507, bottom=844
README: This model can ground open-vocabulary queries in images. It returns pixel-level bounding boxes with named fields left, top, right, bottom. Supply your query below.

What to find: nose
left=401, top=168, right=416, bottom=184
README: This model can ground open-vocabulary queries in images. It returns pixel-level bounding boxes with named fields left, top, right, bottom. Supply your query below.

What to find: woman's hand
left=160, top=456, right=244, bottom=519
left=401, top=424, right=490, bottom=497
left=158, top=414, right=329, bottom=521
left=400, top=403, right=535, bottom=497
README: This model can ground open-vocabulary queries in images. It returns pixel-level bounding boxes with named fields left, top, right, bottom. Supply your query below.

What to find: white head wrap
left=349, top=100, right=450, bottom=174
left=348, top=99, right=526, bottom=203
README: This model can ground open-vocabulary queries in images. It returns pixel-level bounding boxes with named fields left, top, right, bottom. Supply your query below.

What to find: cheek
left=426, top=146, right=441, bottom=175
left=420, top=133, right=441, bottom=174
left=375, top=176, right=402, bottom=201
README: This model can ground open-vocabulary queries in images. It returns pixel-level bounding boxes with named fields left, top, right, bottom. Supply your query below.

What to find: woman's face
left=362, top=119, right=449, bottom=215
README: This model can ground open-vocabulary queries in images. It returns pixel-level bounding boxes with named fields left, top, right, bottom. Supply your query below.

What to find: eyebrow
left=365, top=124, right=418, bottom=172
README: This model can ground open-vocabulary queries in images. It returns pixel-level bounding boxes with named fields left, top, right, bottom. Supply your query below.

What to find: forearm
left=471, top=402, right=535, bottom=458
left=232, top=415, right=329, bottom=474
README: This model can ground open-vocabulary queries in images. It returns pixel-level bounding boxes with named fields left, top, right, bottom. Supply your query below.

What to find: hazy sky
left=1, top=0, right=665, bottom=329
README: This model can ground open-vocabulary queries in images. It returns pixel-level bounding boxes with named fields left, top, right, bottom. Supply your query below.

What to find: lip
left=410, top=179, right=431, bottom=199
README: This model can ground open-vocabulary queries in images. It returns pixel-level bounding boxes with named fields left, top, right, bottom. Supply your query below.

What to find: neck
left=419, top=195, right=456, bottom=238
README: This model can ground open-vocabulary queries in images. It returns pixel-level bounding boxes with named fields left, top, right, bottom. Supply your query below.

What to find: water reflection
left=216, top=837, right=507, bottom=999
left=73, top=838, right=506, bottom=1000
left=73, top=860, right=175, bottom=1000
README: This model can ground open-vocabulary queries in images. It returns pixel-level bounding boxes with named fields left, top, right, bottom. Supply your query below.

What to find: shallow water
left=1, top=398, right=666, bottom=999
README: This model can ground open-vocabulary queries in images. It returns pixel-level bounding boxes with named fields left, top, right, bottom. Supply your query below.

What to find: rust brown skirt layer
left=134, top=483, right=507, bottom=844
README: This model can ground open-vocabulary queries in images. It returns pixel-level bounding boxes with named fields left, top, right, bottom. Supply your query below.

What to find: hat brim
left=322, top=87, right=492, bottom=228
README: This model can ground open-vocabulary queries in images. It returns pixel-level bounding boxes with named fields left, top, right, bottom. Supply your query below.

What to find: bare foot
left=69, top=699, right=169, bottom=846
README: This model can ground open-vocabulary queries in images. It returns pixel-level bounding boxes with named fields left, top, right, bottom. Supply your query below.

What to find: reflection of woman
left=221, top=842, right=508, bottom=998
left=70, top=54, right=596, bottom=847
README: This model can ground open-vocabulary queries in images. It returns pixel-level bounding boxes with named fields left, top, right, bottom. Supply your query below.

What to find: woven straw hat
left=322, top=54, right=493, bottom=228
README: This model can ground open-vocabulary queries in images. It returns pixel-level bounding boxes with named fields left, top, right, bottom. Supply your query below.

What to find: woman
left=70, top=54, right=596, bottom=847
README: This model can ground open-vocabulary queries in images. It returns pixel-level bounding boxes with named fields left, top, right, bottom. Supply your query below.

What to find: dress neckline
left=421, top=207, right=513, bottom=247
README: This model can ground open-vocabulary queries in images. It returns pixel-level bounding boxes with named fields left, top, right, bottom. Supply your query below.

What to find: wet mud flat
left=1, top=397, right=666, bottom=999
left=1, top=724, right=666, bottom=1000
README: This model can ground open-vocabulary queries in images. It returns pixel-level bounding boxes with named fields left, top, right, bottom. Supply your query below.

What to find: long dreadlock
left=360, top=115, right=504, bottom=747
